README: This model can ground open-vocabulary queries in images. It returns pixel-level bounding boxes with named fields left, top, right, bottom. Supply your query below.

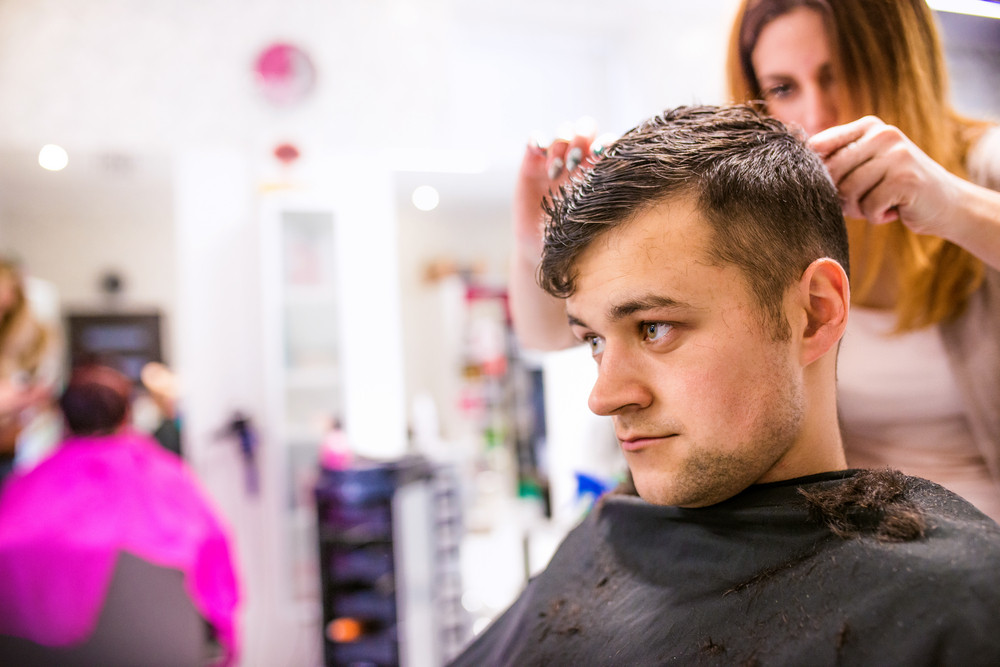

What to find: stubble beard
left=632, top=358, right=806, bottom=508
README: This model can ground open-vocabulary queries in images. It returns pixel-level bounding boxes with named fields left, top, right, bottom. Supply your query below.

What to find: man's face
left=565, top=197, right=806, bottom=507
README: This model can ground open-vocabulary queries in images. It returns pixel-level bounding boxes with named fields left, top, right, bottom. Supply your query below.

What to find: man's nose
left=587, top=344, right=653, bottom=416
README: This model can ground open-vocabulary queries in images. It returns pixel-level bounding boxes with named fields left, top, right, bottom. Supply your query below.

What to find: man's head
left=541, top=104, right=848, bottom=339
left=540, top=104, right=850, bottom=507
left=59, top=364, right=133, bottom=436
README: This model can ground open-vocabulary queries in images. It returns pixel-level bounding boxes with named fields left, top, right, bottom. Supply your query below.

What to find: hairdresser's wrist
left=942, top=179, right=1000, bottom=272
left=514, top=230, right=544, bottom=265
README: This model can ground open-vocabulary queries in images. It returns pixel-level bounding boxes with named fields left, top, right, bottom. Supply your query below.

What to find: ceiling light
left=38, top=144, right=69, bottom=171
left=412, top=185, right=440, bottom=212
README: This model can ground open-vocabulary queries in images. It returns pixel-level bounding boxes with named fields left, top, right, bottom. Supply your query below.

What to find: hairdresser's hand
left=509, top=121, right=602, bottom=351
left=809, top=115, right=963, bottom=237
left=513, top=123, right=599, bottom=262
left=0, top=381, right=48, bottom=418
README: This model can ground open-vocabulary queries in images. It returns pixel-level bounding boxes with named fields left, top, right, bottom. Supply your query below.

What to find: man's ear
left=797, top=258, right=849, bottom=366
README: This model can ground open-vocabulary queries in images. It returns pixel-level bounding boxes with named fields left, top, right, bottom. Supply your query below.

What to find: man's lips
left=617, top=433, right=678, bottom=452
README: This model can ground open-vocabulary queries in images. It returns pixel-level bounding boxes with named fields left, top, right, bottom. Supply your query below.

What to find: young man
left=452, top=105, right=1000, bottom=665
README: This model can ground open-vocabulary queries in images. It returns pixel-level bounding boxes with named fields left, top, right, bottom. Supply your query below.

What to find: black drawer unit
left=315, top=456, right=468, bottom=666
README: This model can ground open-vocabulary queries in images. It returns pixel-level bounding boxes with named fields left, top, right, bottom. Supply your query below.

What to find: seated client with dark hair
left=451, top=105, right=1000, bottom=666
left=58, top=364, right=133, bottom=435
left=0, top=364, right=242, bottom=665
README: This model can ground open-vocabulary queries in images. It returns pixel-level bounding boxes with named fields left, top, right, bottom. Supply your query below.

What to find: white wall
left=0, top=0, right=740, bottom=158
left=0, top=0, right=743, bottom=386
left=0, top=148, right=176, bottom=328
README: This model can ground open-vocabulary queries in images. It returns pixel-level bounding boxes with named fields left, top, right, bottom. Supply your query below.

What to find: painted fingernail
left=527, top=137, right=545, bottom=156
left=566, top=147, right=584, bottom=172
left=592, top=133, right=617, bottom=157
left=548, top=158, right=565, bottom=180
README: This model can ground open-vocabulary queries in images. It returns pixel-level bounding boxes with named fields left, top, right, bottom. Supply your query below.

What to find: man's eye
left=586, top=335, right=605, bottom=357
left=644, top=322, right=672, bottom=342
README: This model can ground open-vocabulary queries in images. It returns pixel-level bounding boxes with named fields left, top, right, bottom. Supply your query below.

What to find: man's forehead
left=565, top=200, right=757, bottom=321
left=572, top=199, right=715, bottom=275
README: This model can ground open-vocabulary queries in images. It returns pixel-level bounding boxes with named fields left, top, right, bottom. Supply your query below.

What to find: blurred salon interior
left=0, top=1, right=997, bottom=665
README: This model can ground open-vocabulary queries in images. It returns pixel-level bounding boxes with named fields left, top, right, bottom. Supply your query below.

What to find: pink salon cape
left=0, top=431, right=240, bottom=663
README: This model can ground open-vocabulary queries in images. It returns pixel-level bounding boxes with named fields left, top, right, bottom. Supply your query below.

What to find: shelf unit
left=314, top=456, right=469, bottom=666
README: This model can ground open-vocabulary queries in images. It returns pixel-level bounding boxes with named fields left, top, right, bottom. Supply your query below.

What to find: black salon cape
left=451, top=471, right=1000, bottom=666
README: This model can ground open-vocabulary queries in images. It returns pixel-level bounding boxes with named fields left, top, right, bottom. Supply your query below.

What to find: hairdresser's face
left=565, top=197, right=807, bottom=508
left=752, top=7, right=840, bottom=137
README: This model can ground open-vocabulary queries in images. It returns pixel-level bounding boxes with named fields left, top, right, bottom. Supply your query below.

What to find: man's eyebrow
left=608, top=295, right=689, bottom=321
left=567, top=295, right=691, bottom=330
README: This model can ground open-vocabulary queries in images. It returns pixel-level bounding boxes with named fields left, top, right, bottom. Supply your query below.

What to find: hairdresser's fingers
left=549, top=117, right=602, bottom=177
left=860, top=157, right=961, bottom=235
left=513, top=118, right=604, bottom=256
left=814, top=121, right=900, bottom=187
left=857, top=180, right=906, bottom=226
left=834, top=128, right=923, bottom=224
left=512, top=132, right=578, bottom=248
left=812, top=118, right=905, bottom=221
left=565, top=118, right=599, bottom=174
left=513, top=141, right=555, bottom=254
left=546, top=138, right=571, bottom=181
left=564, top=136, right=590, bottom=175
left=836, top=156, right=901, bottom=224
left=829, top=122, right=958, bottom=234
left=808, top=115, right=884, bottom=162
left=825, top=129, right=896, bottom=221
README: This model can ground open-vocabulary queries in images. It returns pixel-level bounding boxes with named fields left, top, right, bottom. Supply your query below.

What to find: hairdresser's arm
left=810, top=116, right=1000, bottom=271
left=0, top=380, right=48, bottom=418
left=0, top=380, right=50, bottom=455
left=509, top=134, right=593, bottom=351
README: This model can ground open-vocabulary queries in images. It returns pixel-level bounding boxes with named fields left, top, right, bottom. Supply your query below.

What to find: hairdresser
left=508, top=0, right=1000, bottom=522
left=0, top=259, right=57, bottom=485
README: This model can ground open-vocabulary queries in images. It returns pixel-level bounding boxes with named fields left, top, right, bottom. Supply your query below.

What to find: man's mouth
left=617, top=433, right=678, bottom=452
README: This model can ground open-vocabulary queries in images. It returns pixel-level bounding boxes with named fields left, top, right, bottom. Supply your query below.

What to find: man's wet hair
left=539, top=104, right=849, bottom=340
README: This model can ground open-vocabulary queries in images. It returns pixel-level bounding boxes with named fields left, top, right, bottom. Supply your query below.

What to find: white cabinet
left=260, top=201, right=343, bottom=613
left=258, top=175, right=410, bottom=620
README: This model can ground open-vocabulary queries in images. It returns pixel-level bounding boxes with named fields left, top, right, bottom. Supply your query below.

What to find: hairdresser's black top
left=451, top=470, right=1000, bottom=667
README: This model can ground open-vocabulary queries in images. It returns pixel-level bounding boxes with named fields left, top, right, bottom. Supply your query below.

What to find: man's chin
left=631, top=469, right=736, bottom=508
left=632, top=471, right=685, bottom=506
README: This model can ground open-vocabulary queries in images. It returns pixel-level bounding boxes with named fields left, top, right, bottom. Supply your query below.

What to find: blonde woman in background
left=508, top=0, right=1000, bottom=521
left=0, top=260, right=57, bottom=482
